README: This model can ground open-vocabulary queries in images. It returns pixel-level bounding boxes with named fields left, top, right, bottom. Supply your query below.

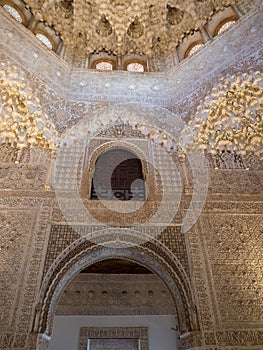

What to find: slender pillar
left=27, top=17, right=38, bottom=31
left=200, top=25, right=212, bottom=43
left=85, top=56, right=89, bottom=69
left=56, top=40, right=63, bottom=55
left=36, top=333, right=51, bottom=350
left=174, top=46, right=180, bottom=64
left=45, top=156, right=54, bottom=190
left=179, top=154, right=191, bottom=193
left=117, top=54, right=122, bottom=70
left=212, top=155, right=219, bottom=170
left=147, top=57, right=154, bottom=72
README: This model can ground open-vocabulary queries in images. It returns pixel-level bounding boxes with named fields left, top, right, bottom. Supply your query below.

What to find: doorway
left=48, top=259, right=179, bottom=350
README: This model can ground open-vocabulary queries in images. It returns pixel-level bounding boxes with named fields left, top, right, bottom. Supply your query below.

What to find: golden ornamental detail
left=0, top=62, right=58, bottom=160
left=182, top=71, right=263, bottom=157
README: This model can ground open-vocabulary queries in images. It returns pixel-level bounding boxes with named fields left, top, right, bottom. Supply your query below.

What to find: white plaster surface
left=48, top=315, right=179, bottom=350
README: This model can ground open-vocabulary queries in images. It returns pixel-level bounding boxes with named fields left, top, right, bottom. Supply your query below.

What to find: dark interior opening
left=91, top=149, right=145, bottom=200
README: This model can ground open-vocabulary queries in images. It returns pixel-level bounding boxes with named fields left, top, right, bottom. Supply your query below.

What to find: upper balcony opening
left=91, top=149, right=146, bottom=201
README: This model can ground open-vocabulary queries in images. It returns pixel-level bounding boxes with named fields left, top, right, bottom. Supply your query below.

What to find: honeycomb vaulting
left=23, top=0, right=247, bottom=58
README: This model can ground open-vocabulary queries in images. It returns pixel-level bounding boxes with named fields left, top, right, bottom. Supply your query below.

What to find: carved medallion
left=127, top=16, right=144, bottom=39
left=96, top=14, right=112, bottom=37
left=167, top=5, right=184, bottom=25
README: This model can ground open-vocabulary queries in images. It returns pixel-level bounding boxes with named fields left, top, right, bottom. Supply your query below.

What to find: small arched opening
left=94, top=60, right=115, bottom=71
left=214, top=18, right=237, bottom=36
left=184, top=41, right=204, bottom=58
left=126, top=62, right=145, bottom=73
left=3, top=3, right=23, bottom=22
left=90, top=148, right=146, bottom=201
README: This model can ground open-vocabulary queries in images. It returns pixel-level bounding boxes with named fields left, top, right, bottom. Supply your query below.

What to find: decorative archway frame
left=36, top=228, right=199, bottom=339
left=53, top=103, right=208, bottom=238
left=44, top=103, right=207, bottom=349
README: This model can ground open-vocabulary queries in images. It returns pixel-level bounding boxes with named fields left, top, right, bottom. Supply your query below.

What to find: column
left=56, top=40, right=63, bottom=55
left=117, top=54, right=122, bottom=70
left=27, top=17, right=38, bottom=31
left=179, top=154, right=191, bottom=193
left=147, top=57, right=154, bottom=72
left=45, top=157, right=55, bottom=190
left=200, top=26, right=212, bottom=43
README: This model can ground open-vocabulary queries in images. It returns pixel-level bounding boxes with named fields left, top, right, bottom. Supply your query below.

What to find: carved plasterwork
left=56, top=273, right=176, bottom=316
left=183, top=71, right=263, bottom=156
left=79, top=327, right=149, bottom=350
left=200, top=214, right=263, bottom=325
left=0, top=11, right=70, bottom=93
left=96, top=122, right=147, bottom=139
left=43, top=225, right=190, bottom=278
left=0, top=144, right=50, bottom=190
left=22, top=0, right=258, bottom=59
left=37, top=229, right=197, bottom=337
left=0, top=162, right=49, bottom=190
left=96, top=14, right=112, bottom=37
left=0, top=210, right=37, bottom=331
left=167, top=7, right=262, bottom=115
left=83, top=136, right=152, bottom=200
left=110, top=0, right=129, bottom=10
left=0, top=61, right=58, bottom=156
left=127, top=16, right=144, bottom=39
left=166, top=5, right=184, bottom=26
left=207, top=168, right=263, bottom=195
left=0, top=6, right=261, bottom=120
left=86, top=138, right=150, bottom=171
left=0, top=2, right=262, bottom=350
left=206, top=152, right=263, bottom=170
left=0, top=196, right=52, bottom=349
left=20, top=0, right=256, bottom=58
left=185, top=226, right=215, bottom=332
left=216, top=330, right=263, bottom=347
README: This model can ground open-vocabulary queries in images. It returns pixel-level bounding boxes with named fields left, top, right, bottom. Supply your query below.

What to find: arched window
left=185, top=42, right=204, bottom=58
left=126, top=62, right=145, bottom=72
left=95, top=61, right=114, bottom=71
left=91, top=149, right=145, bottom=201
left=36, top=33, right=53, bottom=49
left=216, top=20, right=236, bottom=36
left=3, top=4, right=22, bottom=23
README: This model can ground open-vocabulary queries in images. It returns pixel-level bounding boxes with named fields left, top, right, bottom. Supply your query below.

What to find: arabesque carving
left=0, top=2, right=262, bottom=350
